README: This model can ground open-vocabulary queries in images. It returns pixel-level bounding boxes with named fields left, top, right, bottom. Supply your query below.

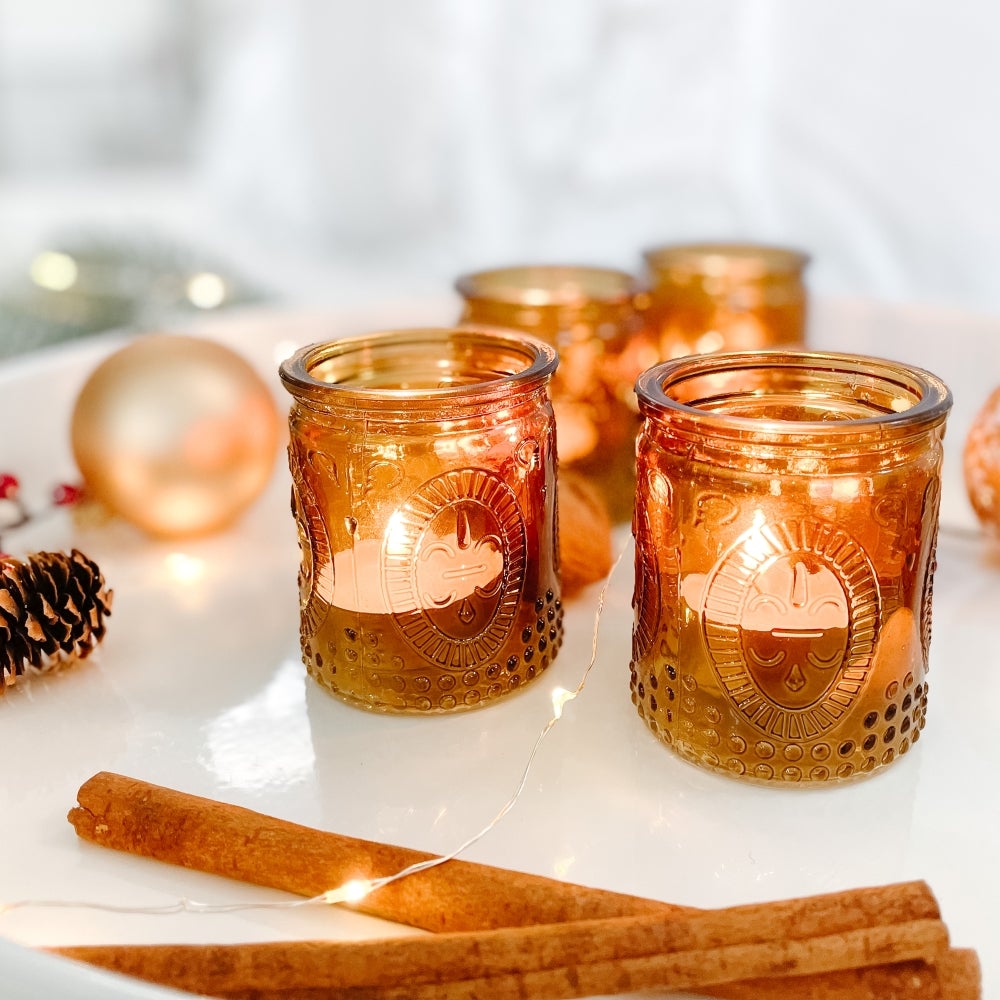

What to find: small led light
left=164, top=552, right=205, bottom=584
left=30, top=251, right=78, bottom=291
left=551, top=686, right=575, bottom=720
left=186, top=272, right=227, bottom=309
left=322, top=878, right=373, bottom=905
left=552, top=855, right=576, bottom=879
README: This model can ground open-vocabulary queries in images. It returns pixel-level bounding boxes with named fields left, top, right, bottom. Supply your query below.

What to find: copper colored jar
left=456, top=265, right=654, bottom=519
left=280, top=328, right=562, bottom=714
left=631, top=351, right=951, bottom=783
left=643, top=243, right=809, bottom=360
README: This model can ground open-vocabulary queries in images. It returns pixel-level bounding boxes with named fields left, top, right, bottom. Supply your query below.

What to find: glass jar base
left=635, top=701, right=924, bottom=786
left=305, top=659, right=556, bottom=715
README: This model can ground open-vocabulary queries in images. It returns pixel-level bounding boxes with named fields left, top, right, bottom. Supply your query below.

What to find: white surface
left=0, top=298, right=997, bottom=997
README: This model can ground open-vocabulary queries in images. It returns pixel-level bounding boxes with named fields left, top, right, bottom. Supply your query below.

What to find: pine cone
left=0, top=549, right=113, bottom=690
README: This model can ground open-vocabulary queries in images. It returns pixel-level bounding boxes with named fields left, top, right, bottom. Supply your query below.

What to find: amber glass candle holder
left=456, top=265, right=655, bottom=520
left=643, top=243, right=809, bottom=360
left=280, top=328, right=563, bottom=714
left=631, top=351, right=951, bottom=783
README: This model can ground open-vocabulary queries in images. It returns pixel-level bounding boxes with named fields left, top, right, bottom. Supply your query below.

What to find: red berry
left=0, top=473, right=19, bottom=500
left=53, top=482, right=83, bottom=506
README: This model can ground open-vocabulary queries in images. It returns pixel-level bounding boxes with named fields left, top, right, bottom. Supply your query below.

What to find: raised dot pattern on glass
left=302, top=588, right=565, bottom=713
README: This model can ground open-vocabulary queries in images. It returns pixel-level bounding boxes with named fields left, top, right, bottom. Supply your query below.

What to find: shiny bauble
left=71, top=333, right=280, bottom=538
left=965, top=385, right=1000, bottom=536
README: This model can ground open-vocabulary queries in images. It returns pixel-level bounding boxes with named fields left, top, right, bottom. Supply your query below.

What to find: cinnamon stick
left=50, top=894, right=948, bottom=999
left=50, top=950, right=984, bottom=1000
left=712, top=950, right=981, bottom=1000
left=68, top=771, right=680, bottom=931
left=66, top=773, right=979, bottom=999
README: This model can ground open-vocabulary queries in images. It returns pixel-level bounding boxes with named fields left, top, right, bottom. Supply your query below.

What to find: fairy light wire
left=331, top=544, right=628, bottom=901
left=1, top=541, right=631, bottom=919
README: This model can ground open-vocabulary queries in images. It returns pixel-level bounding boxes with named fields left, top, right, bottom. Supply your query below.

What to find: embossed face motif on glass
left=416, top=505, right=504, bottom=623
left=281, top=328, right=561, bottom=714
left=700, top=518, right=880, bottom=741
left=739, top=555, right=849, bottom=708
left=383, top=468, right=527, bottom=668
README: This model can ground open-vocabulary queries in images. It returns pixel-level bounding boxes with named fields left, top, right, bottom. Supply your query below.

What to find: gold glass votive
left=280, top=328, right=562, bottom=714
left=643, top=243, right=809, bottom=360
left=456, top=266, right=655, bottom=519
left=631, top=351, right=952, bottom=783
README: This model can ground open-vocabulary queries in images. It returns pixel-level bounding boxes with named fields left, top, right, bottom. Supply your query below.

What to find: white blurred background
left=0, top=0, right=998, bottom=334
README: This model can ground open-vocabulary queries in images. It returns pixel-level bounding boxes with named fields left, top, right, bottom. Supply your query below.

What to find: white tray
left=1, top=298, right=996, bottom=997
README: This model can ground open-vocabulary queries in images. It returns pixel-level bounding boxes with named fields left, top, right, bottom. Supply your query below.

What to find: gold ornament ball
left=71, top=333, right=281, bottom=538
left=964, top=384, right=1000, bottom=536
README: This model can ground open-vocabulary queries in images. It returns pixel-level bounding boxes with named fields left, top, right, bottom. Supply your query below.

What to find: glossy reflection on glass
left=456, top=265, right=655, bottom=520
left=643, top=243, right=809, bottom=361
left=280, top=328, right=562, bottom=714
left=631, top=351, right=951, bottom=784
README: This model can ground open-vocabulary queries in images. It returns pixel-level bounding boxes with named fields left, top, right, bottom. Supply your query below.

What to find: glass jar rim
left=643, top=242, right=809, bottom=279
left=635, top=350, right=952, bottom=439
left=455, top=264, right=639, bottom=307
left=279, top=326, right=558, bottom=410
